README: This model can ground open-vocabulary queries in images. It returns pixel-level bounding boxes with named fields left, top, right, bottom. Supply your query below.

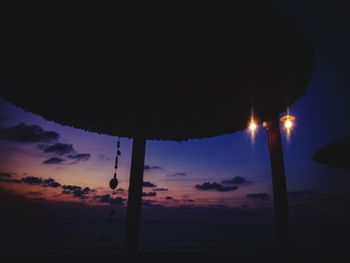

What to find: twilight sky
left=2, top=2, right=350, bottom=257
left=1, top=0, right=350, bottom=225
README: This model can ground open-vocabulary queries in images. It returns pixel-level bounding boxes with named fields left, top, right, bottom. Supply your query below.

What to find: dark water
left=0, top=217, right=273, bottom=255
left=1, top=216, right=347, bottom=257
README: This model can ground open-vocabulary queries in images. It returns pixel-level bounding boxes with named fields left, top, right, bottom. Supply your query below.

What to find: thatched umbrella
left=313, top=137, right=350, bottom=170
left=1, top=2, right=313, bottom=255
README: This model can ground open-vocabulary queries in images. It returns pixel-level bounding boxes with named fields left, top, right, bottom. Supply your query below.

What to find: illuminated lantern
left=248, top=115, right=258, bottom=142
left=280, top=114, right=296, bottom=139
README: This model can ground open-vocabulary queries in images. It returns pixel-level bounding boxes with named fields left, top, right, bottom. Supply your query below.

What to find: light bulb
left=285, top=119, right=293, bottom=129
left=249, top=122, right=257, bottom=131
left=248, top=116, right=258, bottom=144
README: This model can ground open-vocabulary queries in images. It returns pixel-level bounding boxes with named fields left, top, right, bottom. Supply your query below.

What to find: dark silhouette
left=267, top=117, right=292, bottom=254
left=313, top=137, right=350, bottom=170
left=123, top=136, right=146, bottom=255
left=0, top=1, right=313, bottom=257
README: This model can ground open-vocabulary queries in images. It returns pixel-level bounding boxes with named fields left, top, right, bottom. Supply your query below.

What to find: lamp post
left=123, top=136, right=147, bottom=255
left=250, top=113, right=296, bottom=253
left=266, top=116, right=291, bottom=253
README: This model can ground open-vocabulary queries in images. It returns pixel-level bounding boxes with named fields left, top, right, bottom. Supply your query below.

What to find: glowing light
left=280, top=113, right=296, bottom=141
left=249, top=122, right=257, bottom=131
left=248, top=116, right=258, bottom=143
left=284, top=119, right=293, bottom=129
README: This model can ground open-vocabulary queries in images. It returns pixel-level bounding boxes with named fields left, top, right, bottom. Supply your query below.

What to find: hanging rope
left=101, top=138, right=121, bottom=251
left=109, top=140, right=120, bottom=191
left=108, top=137, right=121, bottom=223
left=108, top=138, right=121, bottom=226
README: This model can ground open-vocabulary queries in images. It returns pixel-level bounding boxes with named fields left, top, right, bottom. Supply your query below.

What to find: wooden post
left=267, top=116, right=291, bottom=253
left=123, top=136, right=146, bottom=255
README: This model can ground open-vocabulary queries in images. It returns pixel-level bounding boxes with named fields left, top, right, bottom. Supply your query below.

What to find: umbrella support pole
left=267, top=117, right=291, bottom=254
left=123, top=136, right=146, bottom=255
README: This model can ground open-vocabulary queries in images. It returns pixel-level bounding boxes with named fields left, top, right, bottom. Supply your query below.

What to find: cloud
left=195, top=182, right=238, bottom=192
left=67, top=153, right=90, bottom=162
left=153, top=188, right=168, bottom=191
left=165, top=196, right=174, bottom=200
left=142, top=192, right=157, bottom=197
left=0, top=178, right=21, bottom=183
left=21, top=176, right=62, bottom=188
left=1, top=175, right=62, bottom=189
left=21, top=176, right=43, bottom=185
left=216, top=185, right=238, bottom=192
left=39, top=143, right=75, bottom=155
left=61, top=185, right=94, bottom=199
left=144, top=165, right=163, bottom=171
left=167, top=172, right=187, bottom=177
left=143, top=181, right=157, bottom=188
left=72, top=189, right=87, bottom=199
left=195, top=182, right=221, bottom=190
left=142, top=200, right=159, bottom=207
left=94, top=194, right=125, bottom=206
left=222, top=176, right=247, bottom=185
left=42, top=154, right=90, bottom=165
left=183, top=199, right=194, bottom=202
left=43, top=178, right=61, bottom=188
left=0, top=122, right=90, bottom=166
left=42, top=157, right=65, bottom=165
left=0, top=123, right=59, bottom=143
left=0, top=172, right=11, bottom=178
left=82, top=187, right=95, bottom=194
left=61, top=185, right=82, bottom=191
left=247, top=193, right=270, bottom=201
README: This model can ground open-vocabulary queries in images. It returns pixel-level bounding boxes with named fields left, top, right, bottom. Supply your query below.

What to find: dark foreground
left=1, top=217, right=349, bottom=262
